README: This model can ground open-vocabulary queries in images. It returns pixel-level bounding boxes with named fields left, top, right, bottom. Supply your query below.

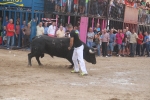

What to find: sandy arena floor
left=0, top=49, right=150, bottom=100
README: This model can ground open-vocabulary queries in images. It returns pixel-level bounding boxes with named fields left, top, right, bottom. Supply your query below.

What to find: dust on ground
left=0, top=49, right=150, bottom=100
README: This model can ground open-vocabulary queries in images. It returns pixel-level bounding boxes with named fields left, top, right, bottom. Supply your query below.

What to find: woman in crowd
left=94, top=32, right=101, bottom=56
left=15, top=21, right=20, bottom=47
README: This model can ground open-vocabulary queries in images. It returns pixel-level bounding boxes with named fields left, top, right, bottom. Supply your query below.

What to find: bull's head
left=84, top=48, right=96, bottom=64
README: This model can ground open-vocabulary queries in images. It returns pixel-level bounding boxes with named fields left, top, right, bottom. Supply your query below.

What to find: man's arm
left=69, top=37, right=74, bottom=48
left=42, top=27, right=44, bottom=35
left=143, top=38, right=149, bottom=44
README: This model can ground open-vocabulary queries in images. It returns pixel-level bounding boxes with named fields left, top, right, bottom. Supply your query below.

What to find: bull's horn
left=89, top=49, right=95, bottom=54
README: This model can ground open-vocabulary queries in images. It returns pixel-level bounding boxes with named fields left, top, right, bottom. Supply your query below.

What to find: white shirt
left=47, top=25, right=56, bottom=35
left=36, top=26, right=44, bottom=36
left=148, top=35, right=150, bottom=41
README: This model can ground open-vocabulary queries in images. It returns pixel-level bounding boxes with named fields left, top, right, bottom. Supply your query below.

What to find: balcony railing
left=89, top=0, right=108, bottom=17
left=109, top=1, right=125, bottom=21
left=138, top=8, right=150, bottom=25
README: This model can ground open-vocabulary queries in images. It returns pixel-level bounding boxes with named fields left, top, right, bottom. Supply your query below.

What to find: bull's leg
left=28, top=53, right=33, bottom=66
left=36, top=56, right=43, bottom=66
left=66, top=58, right=74, bottom=69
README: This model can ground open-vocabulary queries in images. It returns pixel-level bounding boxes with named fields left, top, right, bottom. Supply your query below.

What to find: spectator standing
left=65, top=30, right=70, bottom=37
left=4, top=16, right=9, bottom=28
left=108, top=29, right=115, bottom=56
left=116, top=29, right=124, bottom=57
left=94, top=33, right=101, bottom=56
left=136, top=31, right=143, bottom=56
left=74, top=0, right=78, bottom=15
left=47, top=22, right=56, bottom=37
left=56, top=26, right=65, bottom=37
left=101, top=29, right=110, bottom=57
left=15, top=21, right=20, bottom=47
left=22, top=23, right=31, bottom=48
left=148, top=32, right=150, bottom=52
left=87, top=27, right=95, bottom=48
left=44, top=22, right=49, bottom=35
left=6, top=19, right=15, bottom=49
left=55, top=0, right=60, bottom=12
left=3, top=26, right=7, bottom=46
left=94, top=23, right=101, bottom=34
left=61, top=0, right=66, bottom=13
left=129, top=29, right=138, bottom=57
left=67, top=0, right=73, bottom=13
left=79, top=0, right=85, bottom=14
left=36, top=22, right=44, bottom=36
left=21, top=21, right=26, bottom=47
left=96, top=23, right=101, bottom=33
left=85, top=0, right=89, bottom=15
left=125, top=27, right=131, bottom=55
left=141, top=32, right=150, bottom=57
left=0, top=17, right=2, bottom=35
left=121, top=29, right=127, bottom=56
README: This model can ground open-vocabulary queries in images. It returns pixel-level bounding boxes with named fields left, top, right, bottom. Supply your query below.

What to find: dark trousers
left=141, top=44, right=149, bottom=56
left=136, top=44, right=142, bottom=56
left=102, top=42, right=107, bottom=56
left=129, top=43, right=137, bottom=57
left=23, top=35, right=30, bottom=48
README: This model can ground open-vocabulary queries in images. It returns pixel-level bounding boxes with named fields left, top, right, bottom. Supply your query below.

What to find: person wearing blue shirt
left=44, top=22, right=49, bottom=35
left=94, top=23, right=101, bottom=34
left=141, top=32, right=150, bottom=57
left=108, top=29, right=115, bottom=56
left=3, top=16, right=9, bottom=27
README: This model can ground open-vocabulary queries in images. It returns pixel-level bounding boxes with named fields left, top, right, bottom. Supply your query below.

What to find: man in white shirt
left=125, top=27, right=131, bottom=55
left=36, top=22, right=44, bottom=36
left=47, top=22, right=56, bottom=37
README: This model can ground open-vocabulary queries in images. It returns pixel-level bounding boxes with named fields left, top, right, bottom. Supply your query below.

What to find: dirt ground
left=0, top=49, right=150, bottom=100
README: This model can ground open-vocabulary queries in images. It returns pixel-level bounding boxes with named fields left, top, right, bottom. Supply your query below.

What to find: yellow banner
left=0, top=2, right=24, bottom=7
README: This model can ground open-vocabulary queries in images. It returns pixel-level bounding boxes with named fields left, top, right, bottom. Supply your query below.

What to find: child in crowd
left=3, top=26, right=7, bottom=46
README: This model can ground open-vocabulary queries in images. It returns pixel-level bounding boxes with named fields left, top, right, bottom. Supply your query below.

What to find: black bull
left=28, top=35, right=96, bottom=67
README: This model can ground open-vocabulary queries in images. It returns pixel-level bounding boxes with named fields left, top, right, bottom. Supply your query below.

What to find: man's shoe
left=71, top=70, right=79, bottom=73
left=80, top=72, right=88, bottom=76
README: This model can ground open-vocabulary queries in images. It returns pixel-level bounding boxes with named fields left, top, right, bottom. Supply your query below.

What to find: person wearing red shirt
left=136, top=31, right=143, bottom=56
left=74, top=0, right=78, bottom=15
left=6, top=19, right=15, bottom=49
left=15, top=21, right=20, bottom=47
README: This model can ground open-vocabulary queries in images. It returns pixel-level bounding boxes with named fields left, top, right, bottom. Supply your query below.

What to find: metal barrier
left=44, top=0, right=89, bottom=16
left=109, top=1, right=125, bottom=21
left=138, top=8, right=150, bottom=25
left=138, top=25, right=150, bottom=33
left=0, top=0, right=44, bottom=47
left=89, top=0, right=108, bottom=17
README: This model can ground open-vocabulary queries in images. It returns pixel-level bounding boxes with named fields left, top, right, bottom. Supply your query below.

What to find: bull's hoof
left=39, top=64, right=43, bottom=66
left=28, top=64, right=32, bottom=67
left=68, top=65, right=73, bottom=69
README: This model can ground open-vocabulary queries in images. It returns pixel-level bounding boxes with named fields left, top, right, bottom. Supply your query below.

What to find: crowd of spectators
left=0, top=16, right=80, bottom=49
left=45, top=0, right=89, bottom=15
left=135, top=0, right=150, bottom=24
left=87, top=23, right=150, bottom=57
left=1, top=16, right=150, bottom=58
